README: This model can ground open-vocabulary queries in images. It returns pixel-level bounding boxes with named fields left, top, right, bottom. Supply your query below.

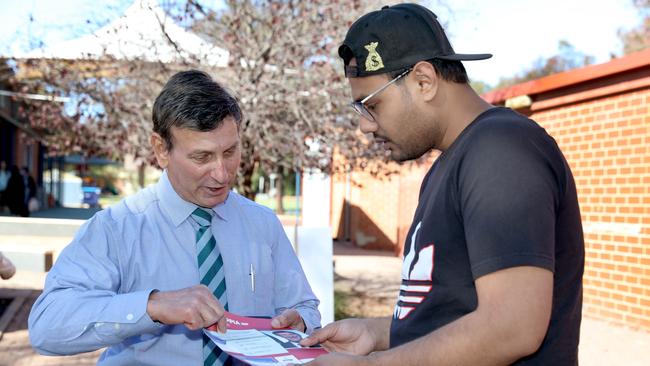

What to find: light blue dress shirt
left=28, top=171, right=321, bottom=365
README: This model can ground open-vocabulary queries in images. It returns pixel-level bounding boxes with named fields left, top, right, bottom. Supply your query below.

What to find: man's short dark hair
left=152, top=70, right=242, bottom=151
left=388, top=59, right=469, bottom=84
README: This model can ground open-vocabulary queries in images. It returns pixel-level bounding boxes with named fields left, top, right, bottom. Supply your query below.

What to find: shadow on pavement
left=1, top=207, right=102, bottom=221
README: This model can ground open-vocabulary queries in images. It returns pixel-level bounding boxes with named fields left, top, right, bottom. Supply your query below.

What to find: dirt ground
left=334, top=255, right=402, bottom=319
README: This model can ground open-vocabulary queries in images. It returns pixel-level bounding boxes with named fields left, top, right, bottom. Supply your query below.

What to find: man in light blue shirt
left=28, top=70, right=321, bottom=365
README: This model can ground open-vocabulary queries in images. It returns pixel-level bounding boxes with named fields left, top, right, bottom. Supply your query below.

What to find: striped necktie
left=191, top=207, right=231, bottom=366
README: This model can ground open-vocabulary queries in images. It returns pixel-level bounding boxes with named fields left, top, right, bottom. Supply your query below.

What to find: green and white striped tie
left=191, top=207, right=231, bottom=366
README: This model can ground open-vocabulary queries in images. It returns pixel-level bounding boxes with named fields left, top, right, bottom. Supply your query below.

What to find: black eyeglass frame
left=350, top=68, right=412, bottom=122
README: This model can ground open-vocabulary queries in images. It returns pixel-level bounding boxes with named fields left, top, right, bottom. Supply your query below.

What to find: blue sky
left=0, top=0, right=132, bottom=53
left=433, top=0, right=643, bottom=85
left=0, top=0, right=644, bottom=86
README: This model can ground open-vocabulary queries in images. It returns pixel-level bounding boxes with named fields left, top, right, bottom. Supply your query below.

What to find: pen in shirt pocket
left=249, top=263, right=256, bottom=292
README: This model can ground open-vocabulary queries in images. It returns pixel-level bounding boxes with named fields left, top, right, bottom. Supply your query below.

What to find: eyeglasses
left=350, top=68, right=412, bottom=122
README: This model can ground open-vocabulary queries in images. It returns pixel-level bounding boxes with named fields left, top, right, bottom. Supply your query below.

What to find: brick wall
left=330, top=163, right=401, bottom=252
left=330, top=50, right=650, bottom=331
left=533, top=89, right=650, bottom=330
left=330, top=155, right=434, bottom=253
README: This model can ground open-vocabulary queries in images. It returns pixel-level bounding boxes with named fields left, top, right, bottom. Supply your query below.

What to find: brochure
left=204, top=312, right=328, bottom=365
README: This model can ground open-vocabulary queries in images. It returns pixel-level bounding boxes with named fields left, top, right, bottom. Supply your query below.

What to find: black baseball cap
left=338, top=3, right=492, bottom=78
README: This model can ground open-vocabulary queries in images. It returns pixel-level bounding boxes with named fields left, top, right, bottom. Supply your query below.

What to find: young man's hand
left=298, top=352, right=369, bottom=366
left=300, top=318, right=382, bottom=355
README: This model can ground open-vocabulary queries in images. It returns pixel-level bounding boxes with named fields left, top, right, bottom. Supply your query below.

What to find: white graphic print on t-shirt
left=393, top=221, right=435, bottom=320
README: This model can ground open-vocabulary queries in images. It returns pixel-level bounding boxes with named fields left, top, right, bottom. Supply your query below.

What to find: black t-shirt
left=389, top=107, right=584, bottom=365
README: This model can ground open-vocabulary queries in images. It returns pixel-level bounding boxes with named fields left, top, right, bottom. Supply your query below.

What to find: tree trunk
left=239, top=161, right=257, bottom=201
left=138, top=163, right=145, bottom=188
left=275, top=167, right=284, bottom=214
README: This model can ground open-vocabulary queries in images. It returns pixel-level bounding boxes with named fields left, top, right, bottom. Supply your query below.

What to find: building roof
left=482, top=48, right=650, bottom=109
left=9, top=0, right=228, bottom=66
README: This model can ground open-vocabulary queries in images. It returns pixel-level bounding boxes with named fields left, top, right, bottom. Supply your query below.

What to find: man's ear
left=151, top=132, right=170, bottom=169
left=411, top=61, right=439, bottom=102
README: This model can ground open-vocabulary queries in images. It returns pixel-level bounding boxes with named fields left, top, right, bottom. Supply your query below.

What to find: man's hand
left=271, top=309, right=305, bottom=332
left=0, top=252, right=16, bottom=280
left=299, top=318, right=381, bottom=355
left=146, top=285, right=227, bottom=332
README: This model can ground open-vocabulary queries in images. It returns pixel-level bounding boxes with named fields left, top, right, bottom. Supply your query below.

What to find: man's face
left=274, top=331, right=302, bottom=342
left=348, top=61, right=437, bottom=162
left=153, top=117, right=241, bottom=208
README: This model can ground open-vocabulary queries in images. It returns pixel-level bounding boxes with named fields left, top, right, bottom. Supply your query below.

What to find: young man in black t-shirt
left=301, top=3, right=584, bottom=365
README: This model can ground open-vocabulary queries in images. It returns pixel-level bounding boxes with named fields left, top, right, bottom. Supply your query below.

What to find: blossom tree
left=6, top=0, right=399, bottom=198
left=184, top=0, right=390, bottom=199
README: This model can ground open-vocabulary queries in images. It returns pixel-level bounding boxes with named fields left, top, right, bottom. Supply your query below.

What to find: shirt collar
left=156, top=171, right=196, bottom=227
left=212, top=190, right=233, bottom=222
left=156, top=170, right=233, bottom=226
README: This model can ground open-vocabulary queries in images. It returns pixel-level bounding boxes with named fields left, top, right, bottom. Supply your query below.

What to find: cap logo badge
left=364, top=42, right=384, bottom=72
